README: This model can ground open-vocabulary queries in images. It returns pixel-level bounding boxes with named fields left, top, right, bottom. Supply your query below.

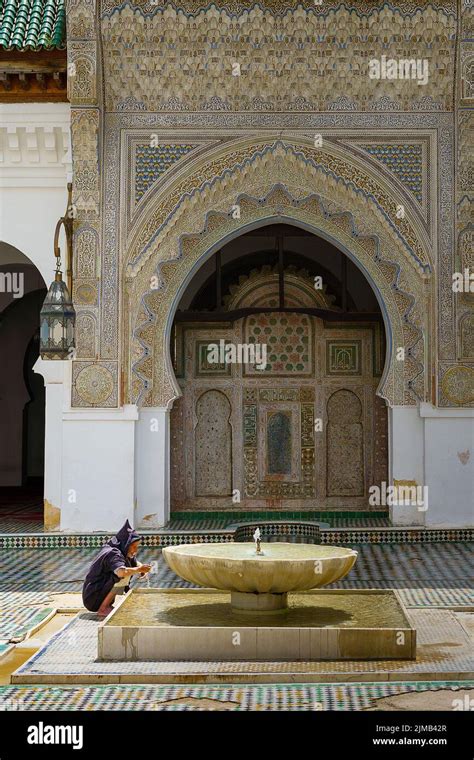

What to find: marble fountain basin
left=163, top=542, right=358, bottom=611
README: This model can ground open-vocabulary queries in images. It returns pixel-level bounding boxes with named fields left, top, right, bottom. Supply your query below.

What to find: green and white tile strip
left=0, top=527, right=472, bottom=549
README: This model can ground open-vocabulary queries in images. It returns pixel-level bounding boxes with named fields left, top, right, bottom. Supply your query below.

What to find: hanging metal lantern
left=40, top=271, right=75, bottom=359
left=39, top=183, right=76, bottom=359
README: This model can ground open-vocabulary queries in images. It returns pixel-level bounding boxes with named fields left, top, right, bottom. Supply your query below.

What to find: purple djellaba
left=82, top=520, right=152, bottom=617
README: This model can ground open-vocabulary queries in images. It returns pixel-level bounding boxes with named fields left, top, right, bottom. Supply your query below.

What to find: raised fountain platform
left=98, top=588, right=416, bottom=662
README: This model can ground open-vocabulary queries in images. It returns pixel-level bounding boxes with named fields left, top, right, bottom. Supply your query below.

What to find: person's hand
left=139, top=564, right=152, bottom=574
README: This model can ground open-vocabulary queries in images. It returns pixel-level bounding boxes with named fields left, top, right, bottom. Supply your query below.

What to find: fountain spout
left=253, top=527, right=263, bottom=555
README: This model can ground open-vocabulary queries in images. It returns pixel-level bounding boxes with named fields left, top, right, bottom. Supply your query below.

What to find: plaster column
left=388, top=405, right=425, bottom=526
left=135, top=407, right=170, bottom=529
left=60, top=405, right=138, bottom=532
left=35, top=358, right=140, bottom=532
left=33, top=358, right=68, bottom=530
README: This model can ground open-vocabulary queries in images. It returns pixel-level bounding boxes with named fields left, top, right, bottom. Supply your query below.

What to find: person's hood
left=107, top=519, right=141, bottom=556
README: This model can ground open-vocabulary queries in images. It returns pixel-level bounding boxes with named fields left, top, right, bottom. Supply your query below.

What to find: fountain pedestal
left=231, top=591, right=288, bottom=612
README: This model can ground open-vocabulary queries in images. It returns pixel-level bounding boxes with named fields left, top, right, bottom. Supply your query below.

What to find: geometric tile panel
left=0, top=606, right=54, bottom=640
left=195, top=341, right=232, bottom=377
left=1, top=529, right=473, bottom=549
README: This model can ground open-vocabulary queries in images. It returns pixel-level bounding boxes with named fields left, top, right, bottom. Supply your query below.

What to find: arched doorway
left=169, top=223, right=388, bottom=513
left=0, top=242, right=46, bottom=524
left=127, top=146, right=430, bottom=528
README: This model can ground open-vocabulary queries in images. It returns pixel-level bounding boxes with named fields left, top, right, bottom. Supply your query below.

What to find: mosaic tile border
left=170, top=510, right=390, bottom=521
left=0, top=528, right=472, bottom=549
left=233, top=522, right=322, bottom=543
left=0, top=681, right=472, bottom=712
left=0, top=608, right=55, bottom=641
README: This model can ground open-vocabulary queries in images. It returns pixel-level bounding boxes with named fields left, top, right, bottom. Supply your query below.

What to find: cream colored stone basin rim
left=163, top=543, right=357, bottom=594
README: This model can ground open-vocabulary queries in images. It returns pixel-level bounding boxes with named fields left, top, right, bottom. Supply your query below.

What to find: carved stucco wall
left=65, top=0, right=472, bottom=409
left=449, top=0, right=474, bottom=406
left=99, top=0, right=457, bottom=113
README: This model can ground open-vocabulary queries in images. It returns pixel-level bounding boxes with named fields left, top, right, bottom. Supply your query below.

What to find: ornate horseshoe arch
left=124, top=141, right=432, bottom=409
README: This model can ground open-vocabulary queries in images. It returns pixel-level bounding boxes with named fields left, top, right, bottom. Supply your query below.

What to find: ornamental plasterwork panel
left=66, top=0, right=96, bottom=39
left=99, top=2, right=455, bottom=113
left=73, top=223, right=99, bottom=278
left=461, top=51, right=474, bottom=103
left=74, top=279, right=98, bottom=306
left=123, top=140, right=430, bottom=402
left=326, top=389, right=364, bottom=497
left=326, top=341, right=362, bottom=376
left=71, top=360, right=118, bottom=408
left=439, top=364, right=474, bottom=407
left=453, top=9, right=474, bottom=400
left=70, top=109, right=100, bottom=218
left=126, top=139, right=432, bottom=275
left=67, top=0, right=105, bottom=408
left=459, top=314, right=474, bottom=360
left=458, top=110, right=473, bottom=195
left=67, top=41, right=97, bottom=105
left=342, top=135, right=434, bottom=232
left=75, top=310, right=98, bottom=359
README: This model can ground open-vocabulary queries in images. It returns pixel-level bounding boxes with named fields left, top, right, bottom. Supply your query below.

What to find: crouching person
left=82, top=520, right=152, bottom=617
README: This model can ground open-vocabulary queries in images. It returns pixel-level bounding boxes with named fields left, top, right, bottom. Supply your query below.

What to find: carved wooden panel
left=195, top=390, right=232, bottom=496
left=326, top=389, right=364, bottom=496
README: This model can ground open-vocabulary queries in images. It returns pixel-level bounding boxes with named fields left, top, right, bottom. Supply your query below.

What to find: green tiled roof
left=0, top=0, right=65, bottom=50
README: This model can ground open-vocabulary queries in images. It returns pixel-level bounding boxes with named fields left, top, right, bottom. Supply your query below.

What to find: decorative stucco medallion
left=75, top=282, right=97, bottom=305
left=441, top=366, right=474, bottom=406
left=73, top=362, right=117, bottom=407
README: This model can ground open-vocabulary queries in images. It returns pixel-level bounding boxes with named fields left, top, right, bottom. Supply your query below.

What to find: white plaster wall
left=135, top=408, right=170, bottom=529
left=35, top=360, right=138, bottom=532
left=389, top=404, right=474, bottom=527
left=0, top=104, right=71, bottom=283
left=388, top=405, right=425, bottom=525
left=421, top=404, right=474, bottom=528
left=61, top=407, right=138, bottom=532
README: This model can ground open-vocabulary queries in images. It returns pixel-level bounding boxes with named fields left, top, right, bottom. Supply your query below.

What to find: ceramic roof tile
left=0, top=0, right=65, bottom=50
